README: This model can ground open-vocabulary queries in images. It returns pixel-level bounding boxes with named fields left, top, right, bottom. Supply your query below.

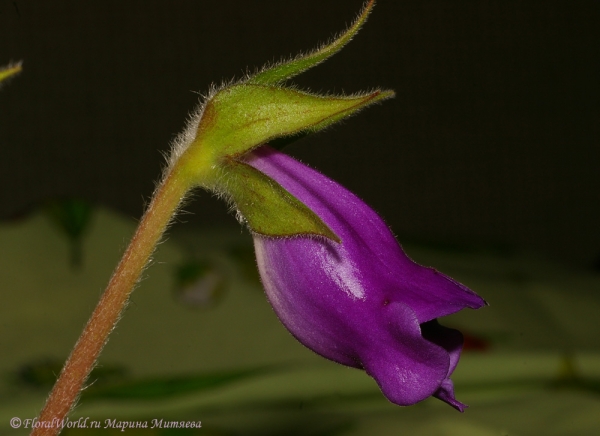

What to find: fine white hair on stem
left=164, top=87, right=214, bottom=171
left=163, top=76, right=242, bottom=174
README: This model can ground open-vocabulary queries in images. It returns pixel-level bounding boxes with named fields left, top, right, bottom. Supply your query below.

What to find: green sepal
left=249, top=0, right=375, bottom=85
left=172, top=0, right=392, bottom=242
left=222, top=158, right=340, bottom=241
left=192, top=84, right=392, bottom=161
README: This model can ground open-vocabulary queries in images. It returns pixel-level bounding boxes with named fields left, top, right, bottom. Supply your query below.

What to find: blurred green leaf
left=14, top=357, right=127, bottom=389
left=82, top=367, right=274, bottom=400
left=45, top=198, right=94, bottom=268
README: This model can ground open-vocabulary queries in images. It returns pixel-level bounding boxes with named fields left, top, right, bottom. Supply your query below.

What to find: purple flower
left=246, top=146, right=487, bottom=411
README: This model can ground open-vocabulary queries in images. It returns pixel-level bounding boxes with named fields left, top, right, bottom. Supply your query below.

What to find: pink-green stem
left=31, top=168, right=189, bottom=436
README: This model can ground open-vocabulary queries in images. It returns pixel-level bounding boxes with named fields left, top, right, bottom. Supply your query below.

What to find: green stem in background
left=0, top=62, right=22, bottom=84
left=31, top=167, right=190, bottom=436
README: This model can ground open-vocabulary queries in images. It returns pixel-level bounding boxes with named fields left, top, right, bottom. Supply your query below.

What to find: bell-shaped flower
left=169, top=0, right=486, bottom=410
left=246, top=146, right=487, bottom=411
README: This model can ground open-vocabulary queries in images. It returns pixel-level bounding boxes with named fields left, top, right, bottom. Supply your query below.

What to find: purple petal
left=246, top=146, right=486, bottom=409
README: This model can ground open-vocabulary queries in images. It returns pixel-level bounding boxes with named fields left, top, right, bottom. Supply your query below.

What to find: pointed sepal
left=222, top=158, right=340, bottom=241
left=249, top=0, right=375, bottom=85
left=190, top=84, right=393, bottom=161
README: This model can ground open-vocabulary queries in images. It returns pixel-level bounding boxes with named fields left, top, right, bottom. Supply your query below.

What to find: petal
left=421, top=319, right=464, bottom=377
left=362, top=302, right=451, bottom=406
left=254, top=236, right=368, bottom=367
left=256, top=239, right=458, bottom=407
left=434, top=378, right=467, bottom=412
left=421, top=319, right=469, bottom=411
left=247, top=146, right=486, bottom=324
left=248, top=145, right=486, bottom=409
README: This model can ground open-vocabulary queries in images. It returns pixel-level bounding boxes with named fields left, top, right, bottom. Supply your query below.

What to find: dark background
left=1, top=0, right=599, bottom=269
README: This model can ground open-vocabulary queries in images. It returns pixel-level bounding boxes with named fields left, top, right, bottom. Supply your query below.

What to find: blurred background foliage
left=1, top=203, right=599, bottom=435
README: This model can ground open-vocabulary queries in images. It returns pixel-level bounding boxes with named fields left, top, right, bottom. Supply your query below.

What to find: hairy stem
left=32, top=168, right=189, bottom=436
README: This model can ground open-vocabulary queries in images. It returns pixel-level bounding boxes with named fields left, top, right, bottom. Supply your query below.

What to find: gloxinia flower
left=247, top=146, right=487, bottom=411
